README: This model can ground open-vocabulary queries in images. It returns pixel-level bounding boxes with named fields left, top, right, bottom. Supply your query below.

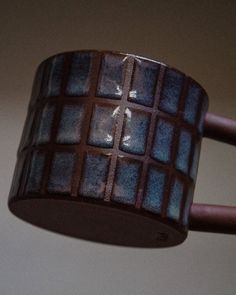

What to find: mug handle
left=189, top=112, right=236, bottom=234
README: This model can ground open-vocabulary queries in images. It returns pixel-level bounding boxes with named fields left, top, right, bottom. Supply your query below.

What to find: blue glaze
left=19, top=111, right=35, bottom=151
left=66, top=52, right=93, bottom=96
left=10, top=157, right=25, bottom=197
left=57, top=104, right=85, bottom=144
left=198, top=95, right=208, bottom=133
left=45, top=55, right=64, bottom=97
left=30, top=61, right=46, bottom=107
left=151, top=118, right=174, bottom=163
left=26, top=151, right=45, bottom=193
left=128, top=59, right=159, bottom=107
left=97, top=54, right=126, bottom=99
left=48, top=152, right=75, bottom=193
left=167, top=178, right=184, bottom=221
left=112, top=158, right=141, bottom=205
left=142, top=167, right=166, bottom=214
left=184, top=81, right=201, bottom=125
left=183, top=186, right=194, bottom=226
left=175, top=129, right=192, bottom=174
left=79, top=153, right=110, bottom=199
left=190, top=141, right=201, bottom=180
left=88, top=105, right=120, bottom=148
left=159, top=69, right=184, bottom=115
left=35, top=104, right=55, bottom=144
left=120, top=108, right=150, bottom=155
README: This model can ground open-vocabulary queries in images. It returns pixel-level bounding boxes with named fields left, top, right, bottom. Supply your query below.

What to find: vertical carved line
left=179, top=180, right=190, bottom=226
left=135, top=65, right=166, bottom=209
left=71, top=52, right=102, bottom=197
left=179, top=87, right=206, bottom=222
left=161, top=75, right=189, bottom=218
left=40, top=54, right=72, bottom=195
left=16, top=152, right=31, bottom=197
left=187, top=87, right=205, bottom=177
left=104, top=56, right=135, bottom=202
left=19, top=74, right=48, bottom=197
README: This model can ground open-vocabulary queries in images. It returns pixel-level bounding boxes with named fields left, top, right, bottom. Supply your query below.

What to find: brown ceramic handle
left=189, top=112, right=236, bottom=234
left=203, top=112, right=236, bottom=146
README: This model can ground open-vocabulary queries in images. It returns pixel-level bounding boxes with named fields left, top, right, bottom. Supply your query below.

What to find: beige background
left=0, top=1, right=236, bottom=294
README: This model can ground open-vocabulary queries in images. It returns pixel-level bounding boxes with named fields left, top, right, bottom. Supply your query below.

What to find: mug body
left=9, top=50, right=208, bottom=247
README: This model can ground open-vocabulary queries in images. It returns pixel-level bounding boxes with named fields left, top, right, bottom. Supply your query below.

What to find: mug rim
left=37, top=49, right=209, bottom=104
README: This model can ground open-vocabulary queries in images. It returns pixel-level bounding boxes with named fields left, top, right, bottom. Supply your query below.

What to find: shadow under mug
left=8, top=50, right=236, bottom=247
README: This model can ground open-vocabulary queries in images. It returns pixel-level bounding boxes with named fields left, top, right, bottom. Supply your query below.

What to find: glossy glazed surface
left=9, top=50, right=209, bottom=246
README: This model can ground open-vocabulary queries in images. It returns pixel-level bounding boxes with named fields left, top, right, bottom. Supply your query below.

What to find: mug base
left=9, top=197, right=187, bottom=248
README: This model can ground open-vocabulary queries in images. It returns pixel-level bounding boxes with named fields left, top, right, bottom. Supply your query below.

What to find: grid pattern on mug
left=11, top=51, right=208, bottom=226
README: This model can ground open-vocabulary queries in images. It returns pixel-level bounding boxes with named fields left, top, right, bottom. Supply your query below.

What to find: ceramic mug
left=8, top=50, right=236, bottom=247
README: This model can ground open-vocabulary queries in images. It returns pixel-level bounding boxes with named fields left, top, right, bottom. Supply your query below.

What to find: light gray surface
left=0, top=1, right=235, bottom=294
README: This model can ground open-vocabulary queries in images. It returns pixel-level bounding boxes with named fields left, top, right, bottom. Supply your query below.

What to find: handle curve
left=203, top=112, right=236, bottom=146
left=189, top=112, right=236, bottom=234
left=189, top=204, right=236, bottom=234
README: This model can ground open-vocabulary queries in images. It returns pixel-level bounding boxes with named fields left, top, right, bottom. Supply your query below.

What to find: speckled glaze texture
left=151, top=118, right=175, bottom=163
left=88, top=104, right=120, bottom=148
left=57, top=104, right=85, bottom=144
left=112, top=158, right=141, bottom=205
left=26, top=151, right=45, bottom=193
left=175, top=130, right=192, bottom=174
left=128, top=59, right=160, bottom=107
left=34, top=104, right=55, bottom=144
left=159, top=68, right=184, bottom=115
left=48, top=152, right=75, bottom=193
left=167, top=178, right=184, bottom=221
left=184, top=80, right=202, bottom=125
left=9, top=50, right=209, bottom=234
left=97, top=54, right=126, bottom=99
left=79, top=153, right=110, bottom=199
left=120, top=108, right=150, bottom=155
left=45, top=55, right=65, bottom=98
left=65, top=52, right=93, bottom=96
left=142, top=167, right=166, bottom=214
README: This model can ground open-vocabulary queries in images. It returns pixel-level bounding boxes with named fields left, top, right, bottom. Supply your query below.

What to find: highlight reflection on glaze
left=88, top=105, right=120, bottom=148
left=129, top=59, right=159, bottom=107
left=10, top=50, right=210, bottom=232
left=120, top=108, right=150, bottom=155
left=97, top=54, right=127, bottom=99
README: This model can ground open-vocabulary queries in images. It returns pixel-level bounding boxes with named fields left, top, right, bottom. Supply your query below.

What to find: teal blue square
left=112, top=158, right=141, bottom=205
